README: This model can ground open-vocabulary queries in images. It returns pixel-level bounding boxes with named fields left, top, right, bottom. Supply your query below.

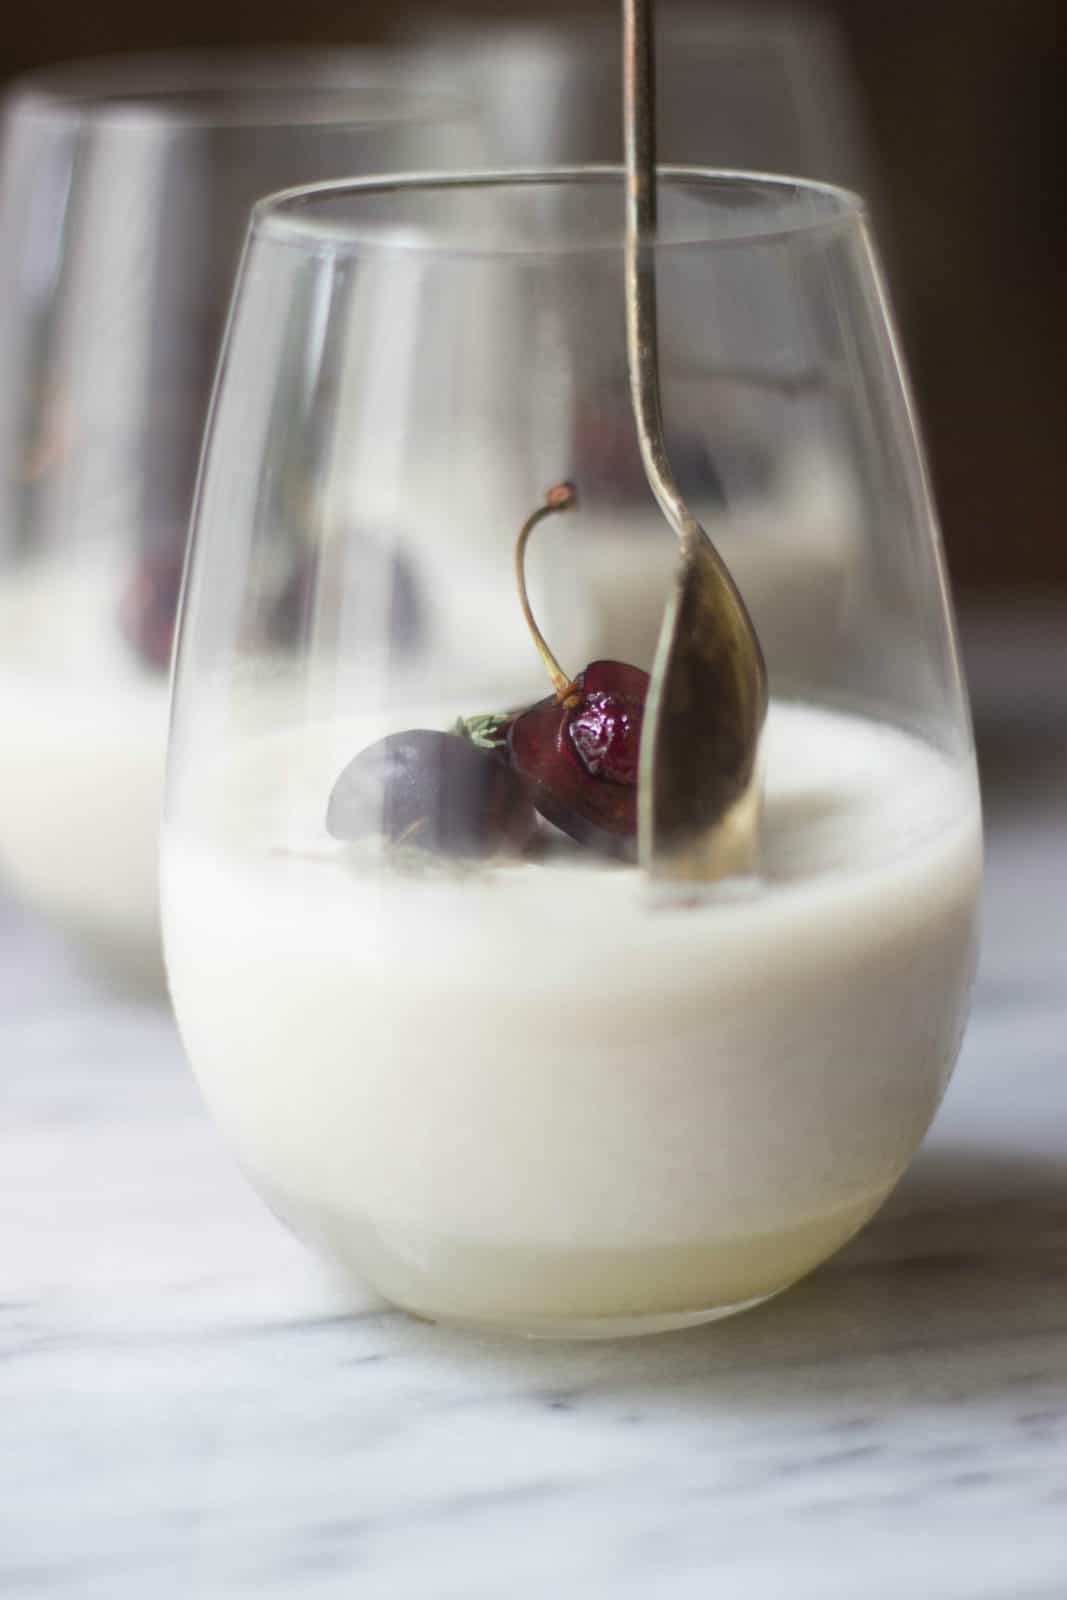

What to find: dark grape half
left=327, top=729, right=537, bottom=859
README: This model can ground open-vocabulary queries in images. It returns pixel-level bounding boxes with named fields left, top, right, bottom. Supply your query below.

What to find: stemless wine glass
left=163, top=170, right=982, bottom=1339
left=0, top=53, right=474, bottom=994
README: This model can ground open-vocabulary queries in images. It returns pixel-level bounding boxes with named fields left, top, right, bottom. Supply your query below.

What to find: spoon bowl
left=641, top=522, right=766, bottom=879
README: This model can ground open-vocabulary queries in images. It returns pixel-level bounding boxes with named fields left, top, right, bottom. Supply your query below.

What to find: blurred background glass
left=402, top=9, right=877, bottom=192
left=0, top=52, right=475, bottom=993
left=4, top=1, right=1062, bottom=608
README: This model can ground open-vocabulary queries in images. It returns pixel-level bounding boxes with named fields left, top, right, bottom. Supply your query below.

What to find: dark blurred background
left=3, top=0, right=1064, bottom=603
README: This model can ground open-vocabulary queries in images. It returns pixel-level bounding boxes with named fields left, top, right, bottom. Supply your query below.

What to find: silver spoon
left=623, top=0, right=767, bottom=881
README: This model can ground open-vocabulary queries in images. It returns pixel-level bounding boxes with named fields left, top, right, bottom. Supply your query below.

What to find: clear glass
left=0, top=53, right=475, bottom=994
left=163, top=170, right=982, bottom=1339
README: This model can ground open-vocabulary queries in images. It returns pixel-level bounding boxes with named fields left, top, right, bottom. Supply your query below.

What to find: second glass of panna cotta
left=0, top=55, right=475, bottom=994
left=162, top=171, right=982, bottom=1338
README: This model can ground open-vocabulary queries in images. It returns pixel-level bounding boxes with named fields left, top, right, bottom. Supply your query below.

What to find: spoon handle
left=622, top=0, right=768, bottom=880
left=622, top=0, right=703, bottom=553
left=622, top=0, right=692, bottom=545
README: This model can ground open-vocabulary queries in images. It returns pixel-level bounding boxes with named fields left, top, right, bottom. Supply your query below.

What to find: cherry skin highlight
left=568, top=691, right=641, bottom=783
left=508, top=660, right=649, bottom=859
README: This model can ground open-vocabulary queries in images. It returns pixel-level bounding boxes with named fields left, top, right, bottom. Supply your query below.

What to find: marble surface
left=3, top=646, right=1066, bottom=1599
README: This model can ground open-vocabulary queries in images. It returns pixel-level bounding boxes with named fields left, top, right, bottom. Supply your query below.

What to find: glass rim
left=4, top=49, right=469, bottom=133
left=252, top=166, right=867, bottom=258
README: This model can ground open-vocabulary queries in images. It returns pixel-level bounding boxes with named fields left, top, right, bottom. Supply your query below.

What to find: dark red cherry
left=508, top=660, right=649, bottom=860
left=119, top=549, right=184, bottom=672
left=327, top=729, right=537, bottom=859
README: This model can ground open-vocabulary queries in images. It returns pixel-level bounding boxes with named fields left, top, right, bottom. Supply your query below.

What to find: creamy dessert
left=163, top=697, right=980, bottom=1336
left=0, top=669, right=167, bottom=991
left=0, top=558, right=172, bottom=992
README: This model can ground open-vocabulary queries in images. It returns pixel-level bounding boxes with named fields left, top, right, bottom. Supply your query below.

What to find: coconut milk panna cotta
left=0, top=551, right=179, bottom=992
left=163, top=485, right=982, bottom=1338
left=0, top=530, right=330, bottom=992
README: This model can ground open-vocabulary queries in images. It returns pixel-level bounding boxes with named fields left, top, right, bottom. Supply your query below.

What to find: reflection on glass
left=0, top=53, right=474, bottom=993
left=163, top=171, right=981, bottom=1338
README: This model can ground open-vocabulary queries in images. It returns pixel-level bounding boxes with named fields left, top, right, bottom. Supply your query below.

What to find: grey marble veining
left=3, top=656, right=1066, bottom=1599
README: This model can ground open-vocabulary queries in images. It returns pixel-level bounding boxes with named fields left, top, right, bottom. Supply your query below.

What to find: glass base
left=404, top=1286, right=789, bottom=1342
left=256, top=1179, right=894, bottom=1343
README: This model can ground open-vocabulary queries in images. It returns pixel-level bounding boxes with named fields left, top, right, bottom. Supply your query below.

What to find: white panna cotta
left=0, top=562, right=168, bottom=992
left=162, top=701, right=981, bottom=1336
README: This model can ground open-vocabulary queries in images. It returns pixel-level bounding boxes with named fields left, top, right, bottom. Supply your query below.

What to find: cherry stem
left=514, top=482, right=581, bottom=705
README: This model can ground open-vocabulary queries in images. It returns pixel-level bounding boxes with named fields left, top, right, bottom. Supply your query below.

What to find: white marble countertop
left=3, top=633, right=1066, bottom=1599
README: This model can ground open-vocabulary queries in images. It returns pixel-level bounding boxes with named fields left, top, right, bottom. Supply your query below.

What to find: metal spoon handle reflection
left=622, top=0, right=768, bottom=882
